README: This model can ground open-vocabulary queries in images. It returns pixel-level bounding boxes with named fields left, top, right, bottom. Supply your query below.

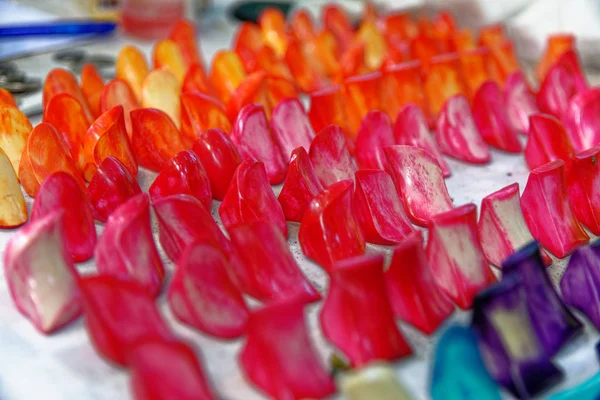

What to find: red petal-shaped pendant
left=277, top=147, right=323, bottom=222
left=4, top=211, right=82, bottom=333
left=504, top=71, right=539, bottom=134
left=130, top=338, right=216, bottom=400
left=567, top=147, right=600, bottom=235
left=80, top=275, right=172, bottom=366
left=521, top=160, right=589, bottom=258
left=270, top=98, right=316, bottom=160
left=192, top=128, right=242, bottom=201
left=230, top=103, right=287, bottom=184
left=239, top=296, right=336, bottom=399
left=472, top=81, right=522, bottom=153
left=426, top=203, right=496, bottom=309
left=385, top=145, right=453, bottom=226
left=320, top=253, right=412, bottom=366
left=298, top=179, right=365, bottom=272
left=385, top=231, right=454, bottom=334
left=354, top=169, right=415, bottom=245
left=228, top=222, right=320, bottom=302
left=524, top=113, right=575, bottom=170
left=167, top=242, right=248, bottom=339
left=95, top=193, right=164, bottom=297
left=149, top=150, right=212, bottom=210
left=31, top=171, right=96, bottom=262
left=436, top=95, right=491, bottom=164
left=219, top=159, right=287, bottom=237
left=87, top=156, right=141, bottom=222
left=309, top=125, right=357, bottom=187
left=478, top=183, right=551, bottom=267
left=354, top=110, right=395, bottom=171
left=563, top=88, right=600, bottom=153
left=395, top=104, right=451, bottom=176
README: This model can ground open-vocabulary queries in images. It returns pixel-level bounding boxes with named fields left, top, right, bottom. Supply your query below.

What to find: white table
left=1, top=11, right=599, bottom=400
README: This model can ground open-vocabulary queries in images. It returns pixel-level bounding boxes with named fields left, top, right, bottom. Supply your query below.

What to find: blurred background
left=2, top=0, right=599, bottom=64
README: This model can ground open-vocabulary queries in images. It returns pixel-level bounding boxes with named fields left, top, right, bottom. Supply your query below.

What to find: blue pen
left=0, top=20, right=117, bottom=38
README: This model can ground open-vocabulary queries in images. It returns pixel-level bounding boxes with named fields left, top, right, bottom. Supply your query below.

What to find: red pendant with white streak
left=435, top=95, right=491, bottom=164
left=426, top=203, right=496, bottom=309
left=478, top=183, right=551, bottom=267
left=385, top=145, right=453, bottom=226
left=309, top=124, right=357, bottom=187
left=354, top=169, right=415, bottom=245
left=521, top=160, right=589, bottom=258
left=4, top=211, right=82, bottom=334
left=394, top=104, right=451, bottom=177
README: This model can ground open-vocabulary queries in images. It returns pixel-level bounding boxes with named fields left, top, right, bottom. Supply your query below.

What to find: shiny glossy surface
left=298, top=180, right=365, bottom=272
left=563, top=88, right=600, bottom=153
left=230, top=103, right=286, bottom=185
left=566, top=146, right=600, bottom=235
left=560, top=241, right=600, bottom=330
left=277, top=147, right=323, bottom=223
left=81, top=105, right=138, bottom=181
left=385, top=231, right=453, bottom=334
left=228, top=222, right=319, bottom=302
left=431, top=326, right=501, bottom=400
left=504, top=71, right=539, bottom=134
left=426, top=203, right=496, bottom=309
left=385, top=145, right=453, bottom=226
left=239, top=297, right=335, bottom=400
left=478, top=183, right=549, bottom=267
left=167, top=242, right=248, bottom=339
left=320, top=253, right=412, bottom=366
left=192, top=128, right=241, bottom=201
left=395, top=104, right=451, bottom=176
left=524, top=114, right=575, bottom=170
left=31, top=172, right=96, bottom=262
left=472, top=81, right=522, bottom=153
left=95, top=193, right=164, bottom=297
left=309, top=124, right=357, bottom=187
left=219, top=159, right=287, bottom=237
left=503, top=242, right=583, bottom=357
left=270, top=98, right=315, bottom=160
left=79, top=276, right=172, bottom=366
left=153, top=194, right=236, bottom=264
left=472, top=275, right=563, bottom=398
left=149, top=150, right=211, bottom=209
left=130, top=108, right=185, bottom=172
left=436, top=95, right=491, bottom=164
left=3, top=212, right=81, bottom=334
left=87, top=156, right=141, bottom=222
left=354, top=110, right=395, bottom=171
left=130, top=339, right=216, bottom=400
left=521, top=160, right=589, bottom=258
left=354, top=169, right=415, bottom=245
left=43, top=93, right=90, bottom=160
left=18, top=122, right=82, bottom=197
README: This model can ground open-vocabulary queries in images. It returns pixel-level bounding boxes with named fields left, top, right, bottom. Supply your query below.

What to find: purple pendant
left=502, top=241, right=582, bottom=357
left=472, top=275, right=563, bottom=398
left=560, top=239, right=600, bottom=330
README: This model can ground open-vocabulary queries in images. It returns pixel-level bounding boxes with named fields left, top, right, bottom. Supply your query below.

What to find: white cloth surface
left=1, top=3, right=600, bottom=400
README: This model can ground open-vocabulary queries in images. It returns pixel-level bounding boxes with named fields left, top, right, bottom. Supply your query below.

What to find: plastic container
left=120, top=0, right=184, bottom=39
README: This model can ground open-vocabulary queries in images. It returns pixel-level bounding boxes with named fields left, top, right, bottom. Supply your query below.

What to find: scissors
left=52, top=48, right=115, bottom=76
left=0, top=62, right=40, bottom=95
